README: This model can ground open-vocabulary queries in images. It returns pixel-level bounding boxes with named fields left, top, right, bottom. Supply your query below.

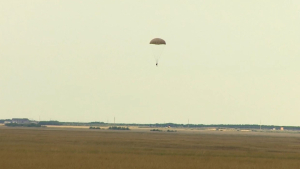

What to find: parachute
left=149, top=38, right=166, bottom=66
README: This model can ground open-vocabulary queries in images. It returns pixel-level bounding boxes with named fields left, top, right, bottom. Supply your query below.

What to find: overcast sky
left=1, top=0, right=300, bottom=126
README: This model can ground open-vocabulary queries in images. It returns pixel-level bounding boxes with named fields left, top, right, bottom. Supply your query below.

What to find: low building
left=30, top=120, right=39, bottom=124
left=12, top=118, right=30, bottom=124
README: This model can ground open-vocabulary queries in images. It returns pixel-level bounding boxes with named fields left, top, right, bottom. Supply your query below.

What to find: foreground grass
left=0, top=128, right=300, bottom=169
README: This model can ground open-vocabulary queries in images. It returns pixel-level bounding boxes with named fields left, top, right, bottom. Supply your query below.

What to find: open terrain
left=1, top=127, right=300, bottom=169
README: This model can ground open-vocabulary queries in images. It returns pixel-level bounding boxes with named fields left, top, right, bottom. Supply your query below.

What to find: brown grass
left=1, top=127, right=300, bottom=169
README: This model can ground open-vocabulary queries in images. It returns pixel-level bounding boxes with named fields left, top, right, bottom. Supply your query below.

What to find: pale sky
left=1, top=0, right=300, bottom=126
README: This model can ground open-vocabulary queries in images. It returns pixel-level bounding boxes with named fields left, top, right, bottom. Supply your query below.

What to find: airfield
left=1, top=125, right=300, bottom=169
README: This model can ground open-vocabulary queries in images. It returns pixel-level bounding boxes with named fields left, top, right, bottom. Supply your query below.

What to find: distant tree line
left=38, top=121, right=63, bottom=125
left=2, top=119, right=300, bottom=130
left=5, top=123, right=41, bottom=127
left=146, top=123, right=300, bottom=130
left=0, top=119, right=11, bottom=123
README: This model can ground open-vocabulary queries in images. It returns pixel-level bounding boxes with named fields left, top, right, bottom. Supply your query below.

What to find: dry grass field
left=1, top=127, right=300, bottom=169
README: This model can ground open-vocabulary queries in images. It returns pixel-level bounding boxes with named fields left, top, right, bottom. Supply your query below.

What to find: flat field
left=1, top=127, right=300, bottom=169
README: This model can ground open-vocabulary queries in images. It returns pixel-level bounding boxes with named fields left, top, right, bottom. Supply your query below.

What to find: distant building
left=280, top=127, right=284, bottom=131
left=12, top=118, right=30, bottom=124
left=30, top=120, right=39, bottom=124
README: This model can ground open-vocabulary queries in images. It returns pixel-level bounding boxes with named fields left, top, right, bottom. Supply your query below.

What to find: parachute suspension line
left=151, top=45, right=165, bottom=66
left=149, top=38, right=166, bottom=66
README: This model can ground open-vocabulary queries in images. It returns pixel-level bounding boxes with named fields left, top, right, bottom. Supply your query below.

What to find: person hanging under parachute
left=149, top=38, right=166, bottom=67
